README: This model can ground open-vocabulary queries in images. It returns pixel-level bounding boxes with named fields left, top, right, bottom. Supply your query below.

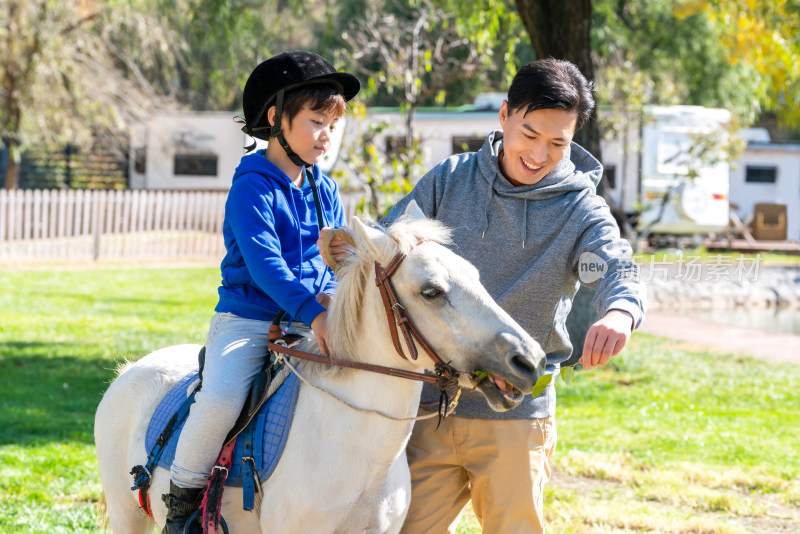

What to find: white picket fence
left=0, top=189, right=228, bottom=262
left=0, top=189, right=363, bottom=264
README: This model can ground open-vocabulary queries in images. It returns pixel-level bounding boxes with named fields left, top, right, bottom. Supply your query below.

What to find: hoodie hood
left=477, top=130, right=602, bottom=200
left=476, top=130, right=603, bottom=244
left=232, top=149, right=312, bottom=189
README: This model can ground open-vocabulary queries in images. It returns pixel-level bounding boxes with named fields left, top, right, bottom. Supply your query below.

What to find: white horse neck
left=297, top=336, right=425, bottom=418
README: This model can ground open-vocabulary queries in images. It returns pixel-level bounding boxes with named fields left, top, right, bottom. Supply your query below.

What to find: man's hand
left=580, top=310, right=634, bottom=370
left=310, top=310, right=331, bottom=357
left=317, top=227, right=355, bottom=268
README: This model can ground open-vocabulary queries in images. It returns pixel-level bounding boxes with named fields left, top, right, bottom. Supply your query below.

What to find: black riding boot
left=161, top=481, right=204, bottom=534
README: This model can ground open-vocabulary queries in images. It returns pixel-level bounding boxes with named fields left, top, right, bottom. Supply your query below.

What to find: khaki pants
left=400, top=413, right=557, bottom=534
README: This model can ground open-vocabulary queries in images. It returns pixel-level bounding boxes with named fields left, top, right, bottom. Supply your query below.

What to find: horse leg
left=377, top=451, right=412, bottom=534
left=96, top=385, right=157, bottom=534
left=103, top=489, right=153, bottom=534
left=95, top=345, right=200, bottom=533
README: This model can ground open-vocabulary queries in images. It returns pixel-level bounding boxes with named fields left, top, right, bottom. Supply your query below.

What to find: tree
left=339, top=0, right=489, bottom=185
left=675, top=0, right=800, bottom=128
left=512, top=0, right=601, bottom=366
left=331, top=0, right=525, bottom=216
left=514, top=0, right=600, bottom=157
left=163, top=0, right=327, bottom=111
left=0, top=0, right=181, bottom=189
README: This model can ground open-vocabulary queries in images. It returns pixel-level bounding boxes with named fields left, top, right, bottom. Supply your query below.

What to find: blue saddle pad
left=145, top=369, right=300, bottom=486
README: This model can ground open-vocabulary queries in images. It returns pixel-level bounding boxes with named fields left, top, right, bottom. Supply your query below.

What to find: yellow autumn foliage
left=675, top=0, right=800, bottom=126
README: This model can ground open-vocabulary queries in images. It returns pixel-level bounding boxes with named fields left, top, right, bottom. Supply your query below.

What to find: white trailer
left=356, top=101, right=733, bottom=236
left=129, top=111, right=345, bottom=190
left=132, top=104, right=736, bottom=238
left=633, top=106, right=732, bottom=235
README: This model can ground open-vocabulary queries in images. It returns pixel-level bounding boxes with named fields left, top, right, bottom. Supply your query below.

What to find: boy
left=161, top=51, right=360, bottom=534
left=381, top=58, right=647, bottom=533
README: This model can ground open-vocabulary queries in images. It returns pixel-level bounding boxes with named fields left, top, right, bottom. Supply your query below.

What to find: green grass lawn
left=0, top=266, right=798, bottom=533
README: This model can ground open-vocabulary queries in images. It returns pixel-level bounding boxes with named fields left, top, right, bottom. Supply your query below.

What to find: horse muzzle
left=467, top=333, right=546, bottom=412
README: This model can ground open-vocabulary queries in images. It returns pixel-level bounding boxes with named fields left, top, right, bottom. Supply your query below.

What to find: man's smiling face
left=498, top=101, right=578, bottom=186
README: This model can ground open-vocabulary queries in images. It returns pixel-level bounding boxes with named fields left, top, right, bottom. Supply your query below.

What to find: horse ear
left=403, top=200, right=427, bottom=221
left=350, top=217, right=391, bottom=259
left=320, top=227, right=358, bottom=273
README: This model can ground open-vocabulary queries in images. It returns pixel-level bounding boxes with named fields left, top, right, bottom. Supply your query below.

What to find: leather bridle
left=267, top=248, right=460, bottom=394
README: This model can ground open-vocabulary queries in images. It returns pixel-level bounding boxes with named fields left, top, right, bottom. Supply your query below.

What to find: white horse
left=95, top=202, right=546, bottom=534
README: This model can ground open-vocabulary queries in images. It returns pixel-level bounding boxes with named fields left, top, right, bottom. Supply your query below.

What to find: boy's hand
left=316, top=292, right=332, bottom=309
left=580, top=310, right=633, bottom=370
left=318, top=227, right=355, bottom=268
left=311, top=310, right=331, bottom=357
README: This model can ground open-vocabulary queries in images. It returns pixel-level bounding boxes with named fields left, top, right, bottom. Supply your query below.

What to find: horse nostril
left=510, top=354, right=537, bottom=378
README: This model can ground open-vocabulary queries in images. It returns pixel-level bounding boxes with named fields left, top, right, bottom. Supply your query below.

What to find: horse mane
left=327, top=214, right=452, bottom=363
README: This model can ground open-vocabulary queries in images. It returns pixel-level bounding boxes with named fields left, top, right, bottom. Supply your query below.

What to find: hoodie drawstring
left=481, top=176, right=495, bottom=239
left=286, top=188, right=304, bottom=277
left=522, top=198, right=528, bottom=249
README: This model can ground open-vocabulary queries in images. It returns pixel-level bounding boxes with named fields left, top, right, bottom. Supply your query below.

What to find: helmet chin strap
left=271, top=88, right=311, bottom=168
left=270, top=88, right=326, bottom=231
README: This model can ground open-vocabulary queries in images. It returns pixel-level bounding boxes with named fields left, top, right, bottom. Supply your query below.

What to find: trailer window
left=745, top=165, right=777, bottom=183
left=174, top=154, right=218, bottom=176
left=133, top=148, right=146, bottom=174
left=451, top=136, right=484, bottom=154
left=603, top=164, right=616, bottom=189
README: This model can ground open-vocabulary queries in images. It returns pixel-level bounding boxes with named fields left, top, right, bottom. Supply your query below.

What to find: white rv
left=353, top=101, right=733, bottom=236
left=618, top=106, right=732, bottom=235
left=131, top=103, right=749, bottom=239
left=129, top=111, right=345, bottom=190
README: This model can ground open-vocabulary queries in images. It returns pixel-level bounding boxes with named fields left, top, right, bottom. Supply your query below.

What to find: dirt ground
left=637, top=310, right=800, bottom=365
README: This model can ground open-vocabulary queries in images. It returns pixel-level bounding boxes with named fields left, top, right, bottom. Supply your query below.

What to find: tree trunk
left=3, top=102, right=22, bottom=190
left=514, top=0, right=600, bottom=159
left=3, top=138, right=19, bottom=190
left=514, top=0, right=599, bottom=365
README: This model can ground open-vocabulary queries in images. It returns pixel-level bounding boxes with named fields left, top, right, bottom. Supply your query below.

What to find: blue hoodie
left=383, top=131, right=647, bottom=420
left=215, top=150, right=346, bottom=326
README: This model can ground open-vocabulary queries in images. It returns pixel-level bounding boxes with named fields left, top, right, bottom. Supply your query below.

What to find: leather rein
left=267, top=249, right=461, bottom=394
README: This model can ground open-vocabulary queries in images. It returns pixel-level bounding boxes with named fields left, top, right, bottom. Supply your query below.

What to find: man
left=382, top=58, right=646, bottom=533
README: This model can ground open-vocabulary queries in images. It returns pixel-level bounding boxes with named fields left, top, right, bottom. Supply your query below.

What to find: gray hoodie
left=383, top=130, right=647, bottom=420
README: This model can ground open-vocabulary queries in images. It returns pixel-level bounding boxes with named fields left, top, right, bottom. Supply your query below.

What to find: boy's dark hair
left=264, top=84, right=347, bottom=138
left=507, top=58, right=595, bottom=131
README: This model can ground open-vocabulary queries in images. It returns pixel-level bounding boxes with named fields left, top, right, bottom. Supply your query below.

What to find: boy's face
left=270, top=105, right=341, bottom=165
left=498, top=101, right=577, bottom=186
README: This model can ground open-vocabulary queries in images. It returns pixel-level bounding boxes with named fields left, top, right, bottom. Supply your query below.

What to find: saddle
left=132, top=333, right=304, bottom=525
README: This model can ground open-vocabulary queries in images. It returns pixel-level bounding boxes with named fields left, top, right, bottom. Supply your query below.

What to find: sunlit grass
left=1, top=267, right=798, bottom=532
left=0, top=266, right=218, bottom=533
left=457, top=333, right=800, bottom=533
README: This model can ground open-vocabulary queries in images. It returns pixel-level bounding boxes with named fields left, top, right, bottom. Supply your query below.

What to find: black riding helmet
left=241, top=50, right=360, bottom=167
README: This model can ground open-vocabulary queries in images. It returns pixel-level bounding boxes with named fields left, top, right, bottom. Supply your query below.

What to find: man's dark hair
left=507, top=58, right=595, bottom=131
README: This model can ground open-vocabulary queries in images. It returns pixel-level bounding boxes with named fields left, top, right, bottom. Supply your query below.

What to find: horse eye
left=421, top=287, right=444, bottom=299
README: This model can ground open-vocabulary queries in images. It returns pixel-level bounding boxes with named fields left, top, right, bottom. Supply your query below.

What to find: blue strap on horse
left=240, top=415, right=262, bottom=510
left=130, top=347, right=205, bottom=519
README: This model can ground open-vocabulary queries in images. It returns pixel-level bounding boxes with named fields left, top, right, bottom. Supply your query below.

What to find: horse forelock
left=327, top=215, right=451, bottom=364
left=385, top=215, right=452, bottom=253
